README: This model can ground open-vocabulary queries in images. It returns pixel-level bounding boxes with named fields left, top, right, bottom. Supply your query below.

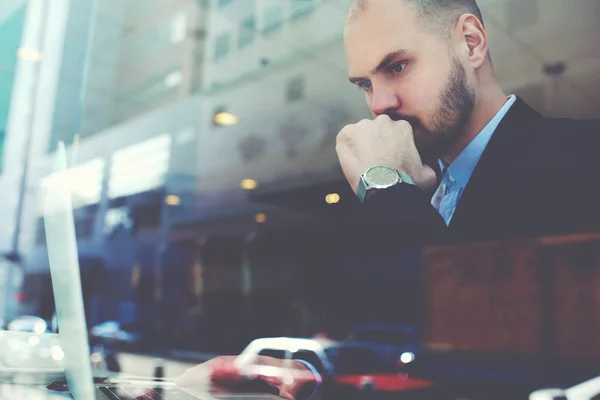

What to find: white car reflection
left=7, top=316, right=47, bottom=334
left=530, top=376, right=600, bottom=400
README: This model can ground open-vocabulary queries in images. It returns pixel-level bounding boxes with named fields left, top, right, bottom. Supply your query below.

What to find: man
left=176, top=0, right=600, bottom=398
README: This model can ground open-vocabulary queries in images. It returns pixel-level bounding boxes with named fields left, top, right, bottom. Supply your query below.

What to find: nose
left=370, top=87, right=401, bottom=117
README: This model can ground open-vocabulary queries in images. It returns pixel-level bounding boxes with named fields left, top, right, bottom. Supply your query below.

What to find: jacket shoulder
left=522, top=116, right=600, bottom=164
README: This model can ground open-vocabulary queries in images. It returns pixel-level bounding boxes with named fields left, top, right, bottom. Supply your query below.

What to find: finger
left=175, top=365, right=210, bottom=387
left=256, top=374, right=283, bottom=387
left=278, top=388, right=296, bottom=400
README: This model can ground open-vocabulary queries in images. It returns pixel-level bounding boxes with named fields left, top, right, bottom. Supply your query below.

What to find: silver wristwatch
left=356, top=165, right=415, bottom=202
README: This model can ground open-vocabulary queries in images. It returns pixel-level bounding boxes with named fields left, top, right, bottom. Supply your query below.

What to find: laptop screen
left=43, top=142, right=97, bottom=400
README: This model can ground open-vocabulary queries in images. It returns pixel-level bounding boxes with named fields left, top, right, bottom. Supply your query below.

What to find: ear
left=454, top=13, right=488, bottom=69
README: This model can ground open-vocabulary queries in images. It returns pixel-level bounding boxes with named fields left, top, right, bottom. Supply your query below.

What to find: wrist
left=357, top=165, right=414, bottom=202
left=364, top=188, right=380, bottom=201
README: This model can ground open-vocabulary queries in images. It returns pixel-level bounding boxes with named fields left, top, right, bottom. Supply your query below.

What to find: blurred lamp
left=51, top=345, right=64, bottom=361
left=90, top=352, right=102, bottom=363
left=400, top=352, right=415, bottom=364
left=240, top=179, right=257, bottom=190
left=34, top=322, right=46, bottom=334
left=165, top=195, right=181, bottom=206
left=325, top=193, right=340, bottom=204
left=213, top=111, right=238, bottom=126
left=255, top=213, right=267, bottom=223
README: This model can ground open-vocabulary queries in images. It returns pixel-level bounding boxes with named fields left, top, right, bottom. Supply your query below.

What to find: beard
left=388, top=57, right=476, bottom=163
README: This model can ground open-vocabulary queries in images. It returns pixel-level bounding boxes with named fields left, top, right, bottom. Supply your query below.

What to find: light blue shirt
left=432, top=95, right=517, bottom=225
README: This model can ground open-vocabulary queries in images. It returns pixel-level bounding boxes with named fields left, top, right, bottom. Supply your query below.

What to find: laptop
left=42, top=142, right=281, bottom=399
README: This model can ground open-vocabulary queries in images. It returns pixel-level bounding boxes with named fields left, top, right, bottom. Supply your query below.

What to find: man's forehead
left=347, top=0, right=414, bottom=21
left=345, top=0, right=416, bottom=30
left=344, top=0, right=420, bottom=49
left=344, top=6, right=421, bottom=76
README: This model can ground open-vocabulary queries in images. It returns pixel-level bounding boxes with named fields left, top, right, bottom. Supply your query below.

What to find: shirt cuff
left=294, top=359, right=322, bottom=398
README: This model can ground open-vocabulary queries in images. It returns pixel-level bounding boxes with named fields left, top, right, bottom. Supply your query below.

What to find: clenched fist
left=335, top=115, right=437, bottom=194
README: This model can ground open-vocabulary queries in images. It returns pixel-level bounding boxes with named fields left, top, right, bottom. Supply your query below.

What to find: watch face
left=365, top=166, right=400, bottom=188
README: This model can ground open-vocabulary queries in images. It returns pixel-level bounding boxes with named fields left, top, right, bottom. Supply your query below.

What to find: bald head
left=347, top=0, right=484, bottom=38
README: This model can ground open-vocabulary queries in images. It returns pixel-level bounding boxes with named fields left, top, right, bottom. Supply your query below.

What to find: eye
left=390, top=63, right=407, bottom=74
left=358, top=80, right=372, bottom=91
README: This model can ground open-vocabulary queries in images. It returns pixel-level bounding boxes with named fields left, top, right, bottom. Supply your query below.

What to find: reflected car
left=7, top=315, right=48, bottom=333
left=348, top=323, right=423, bottom=371
left=324, top=343, right=434, bottom=393
left=90, top=321, right=141, bottom=344
left=236, top=337, right=337, bottom=377
left=235, top=337, right=435, bottom=394
left=530, top=376, right=600, bottom=400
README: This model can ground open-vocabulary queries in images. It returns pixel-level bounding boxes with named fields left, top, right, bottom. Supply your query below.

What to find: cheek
left=401, top=64, right=449, bottom=118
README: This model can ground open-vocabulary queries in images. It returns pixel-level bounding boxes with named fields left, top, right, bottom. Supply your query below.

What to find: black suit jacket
left=347, top=98, right=600, bottom=246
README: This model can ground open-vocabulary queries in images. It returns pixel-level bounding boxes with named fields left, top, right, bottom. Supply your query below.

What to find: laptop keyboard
left=98, top=386, right=201, bottom=400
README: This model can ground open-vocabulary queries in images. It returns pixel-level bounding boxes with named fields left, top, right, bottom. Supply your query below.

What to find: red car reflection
left=324, top=344, right=435, bottom=392
left=236, top=337, right=436, bottom=394
left=334, top=373, right=435, bottom=392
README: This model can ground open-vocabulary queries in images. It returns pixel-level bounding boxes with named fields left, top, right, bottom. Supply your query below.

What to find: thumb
left=278, top=388, right=296, bottom=400
left=412, top=164, right=437, bottom=190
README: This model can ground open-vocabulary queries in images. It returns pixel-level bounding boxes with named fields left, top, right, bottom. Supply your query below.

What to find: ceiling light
left=165, top=195, right=181, bottom=206
left=325, top=193, right=340, bottom=204
left=213, top=112, right=238, bottom=126
left=240, top=179, right=257, bottom=190
left=255, top=213, right=267, bottom=223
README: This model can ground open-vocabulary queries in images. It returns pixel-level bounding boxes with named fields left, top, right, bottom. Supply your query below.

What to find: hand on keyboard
left=175, top=356, right=318, bottom=400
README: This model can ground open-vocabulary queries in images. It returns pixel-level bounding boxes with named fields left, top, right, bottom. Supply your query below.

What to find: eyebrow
left=348, top=49, right=412, bottom=84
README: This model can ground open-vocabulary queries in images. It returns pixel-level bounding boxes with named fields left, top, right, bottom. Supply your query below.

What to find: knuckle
left=336, top=131, right=349, bottom=147
left=337, top=124, right=354, bottom=139
left=398, top=120, right=413, bottom=131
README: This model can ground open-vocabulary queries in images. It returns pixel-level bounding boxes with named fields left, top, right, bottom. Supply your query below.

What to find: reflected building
left=0, top=0, right=424, bottom=351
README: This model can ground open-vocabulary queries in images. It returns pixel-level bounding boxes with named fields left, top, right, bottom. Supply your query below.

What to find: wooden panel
left=424, top=239, right=542, bottom=353
left=543, top=241, right=600, bottom=358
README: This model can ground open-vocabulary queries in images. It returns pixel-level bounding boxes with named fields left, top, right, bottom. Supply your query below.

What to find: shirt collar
left=439, top=95, right=517, bottom=187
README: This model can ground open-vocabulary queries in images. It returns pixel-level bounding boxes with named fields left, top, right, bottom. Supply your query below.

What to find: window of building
left=286, top=76, right=305, bottom=103
left=170, top=12, right=188, bottom=43
left=214, top=32, right=230, bottom=61
left=262, top=2, right=284, bottom=34
left=290, top=0, right=315, bottom=20
left=238, top=17, right=255, bottom=49
left=109, top=134, right=171, bottom=199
